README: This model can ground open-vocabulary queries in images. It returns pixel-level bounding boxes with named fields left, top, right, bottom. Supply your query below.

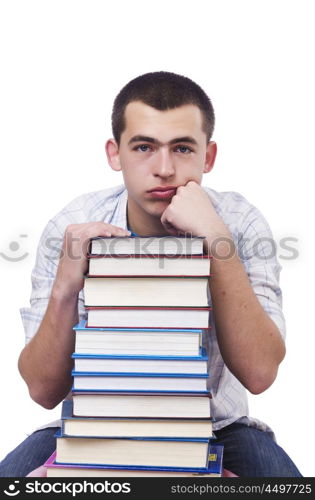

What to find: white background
left=0, top=0, right=314, bottom=476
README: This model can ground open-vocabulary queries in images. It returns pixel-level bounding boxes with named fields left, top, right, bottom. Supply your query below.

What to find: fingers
left=101, top=224, right=131, bottom=237
left=65, top=222, right=130, bottom=241
left=62, top=223, right=131, bottom=262
left=56, top=223, right=132, bottom=292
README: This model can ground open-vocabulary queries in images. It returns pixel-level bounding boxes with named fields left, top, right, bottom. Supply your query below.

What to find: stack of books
left=45, top=235, right=223, bottom=477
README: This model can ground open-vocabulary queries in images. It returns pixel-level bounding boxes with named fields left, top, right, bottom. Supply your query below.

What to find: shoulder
left=53, top=184, right=126, bottom=223
left=202, top=185, right=274, bottom=241
left=202, top=186, right=256, bottom=217
left=203, top=185, right=259, bottom=223
left=44, top=184, right=127, bottom=236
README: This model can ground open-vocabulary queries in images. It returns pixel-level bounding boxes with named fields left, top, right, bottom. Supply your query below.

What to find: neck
left=127, top=199, right=169, bottom=236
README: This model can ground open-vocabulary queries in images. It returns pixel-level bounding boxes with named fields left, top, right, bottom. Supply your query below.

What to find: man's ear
left=105, top=139, right=122, bottom=172
left=203, top=141, right=217, bottom=174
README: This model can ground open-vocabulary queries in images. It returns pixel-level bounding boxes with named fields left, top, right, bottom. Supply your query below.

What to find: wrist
left=203, top=227, right=234, bottom=257
left=51, top=278, right=80, bottom=303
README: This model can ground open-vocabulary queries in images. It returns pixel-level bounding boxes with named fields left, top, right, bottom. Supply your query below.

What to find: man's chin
left=145, top=200, right=170, bottom=217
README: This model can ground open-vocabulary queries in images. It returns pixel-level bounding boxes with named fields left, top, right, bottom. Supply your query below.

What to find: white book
left=72, top=374, right=208, bottom=392
left=61, top=400, right=213, bottom=439
left=72, top=355, right=208, bottom=375
left=55, top=436, right=210, bottom=469
left=88, top=255, right=211, bottom=276
left=86, top=307, right=210, bottom=329
left=90, top=236, right=205, bottom=256
left=72, top=392, right=211, bottom=418
left=84, top=277, right=209, bottom=307
left=74, top=322, right=203, bottom=357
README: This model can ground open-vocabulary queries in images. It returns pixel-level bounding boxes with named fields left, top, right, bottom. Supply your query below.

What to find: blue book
left=72, top=347, right=208, bottom=375
left=54, top=429, right=213, bottom=469
left=73, top=320, right=204, bottom=357
left=71, top=370, right=209, bottom=393
left=72, top=391, right=211, bottom=419
left=60, top=400, right=213, bottom=439
left=72, top=347, right=207, bottom=359
left=45, top=445, right=223, bottom=476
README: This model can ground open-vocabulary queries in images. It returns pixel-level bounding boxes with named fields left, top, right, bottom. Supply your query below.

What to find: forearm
left=208, top=240, right=286, bottom=394
left=18, top=223, right=131, bottom=410
left=159, top=181, right=286, bottom=393
left=18, top=284, right=78, bottom=409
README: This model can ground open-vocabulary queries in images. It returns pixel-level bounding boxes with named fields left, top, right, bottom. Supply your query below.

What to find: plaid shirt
left=20, top=184, right=285, bottom=437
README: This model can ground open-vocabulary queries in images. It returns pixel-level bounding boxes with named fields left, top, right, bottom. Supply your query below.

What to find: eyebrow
left=128, top=135, right=198, bottom=146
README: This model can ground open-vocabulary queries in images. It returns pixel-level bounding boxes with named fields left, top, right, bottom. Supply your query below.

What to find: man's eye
left=136, top=144, right=151, bottom=152
left=175, top=146, right=192, bottom=154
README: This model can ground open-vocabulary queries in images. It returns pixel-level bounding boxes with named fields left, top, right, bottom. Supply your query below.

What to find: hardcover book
left=89, top=235, right=206, bottom=256
left=72, top=391, right=212, bottom=418
left=44, top=445, right=223, bottom=477
left=85, top=306, right=211, bottom=329
left=55, top=430, right=212, bottom=469
left=88, top=254, right=211, bottom=276
left=84, top=276, right=210, bottom=307
left=72, top=348, right=208, bottom=374
left=60, top=400, right=213, bottom=439
left=74, top=321, right=203, bottom=357
left=71, top=372, right=209, bottom=392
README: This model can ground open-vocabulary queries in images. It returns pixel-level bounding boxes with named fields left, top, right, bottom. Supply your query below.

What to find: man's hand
left=18, top=221, right=130, bottom=409
left=160, top=181, right=230, bottom=250
left=54, top=222, right=131, bottom=298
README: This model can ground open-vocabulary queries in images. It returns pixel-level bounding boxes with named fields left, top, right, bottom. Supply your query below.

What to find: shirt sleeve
left=20, top=219, right=86, bottom=344
left=236, top=204, right=286, bottom=340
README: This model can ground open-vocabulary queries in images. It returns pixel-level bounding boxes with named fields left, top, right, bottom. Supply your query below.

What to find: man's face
left=107, top=101, right=216, bottom=229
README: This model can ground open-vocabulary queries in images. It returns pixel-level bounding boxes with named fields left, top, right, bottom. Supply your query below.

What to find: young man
left=0, top=72, right=301, bottom=477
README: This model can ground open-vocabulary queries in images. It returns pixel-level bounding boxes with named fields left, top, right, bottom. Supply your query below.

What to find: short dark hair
left=111, top=71, right=215, bottom=145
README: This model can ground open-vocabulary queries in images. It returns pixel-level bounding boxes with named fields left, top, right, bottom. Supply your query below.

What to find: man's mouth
left=147, top=186, right=177, bottom=199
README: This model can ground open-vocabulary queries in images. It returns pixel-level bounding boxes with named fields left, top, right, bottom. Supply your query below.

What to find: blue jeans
left=214, top=423, right=302, bottom=477
left=0, top=423, right=302, bottom=477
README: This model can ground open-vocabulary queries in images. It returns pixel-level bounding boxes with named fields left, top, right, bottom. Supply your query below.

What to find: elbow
left=27, top=376, right=68, bottom=409
left=29, top=389, right=60, bottom=410
left=18, top=356, right=61, bottom=410
left=247, top=337, right=286, bottom=395
left=18, top=349, right=64, bottom=410
left=246, top=377, right=275, bottom=395
left=245, top=364, right=281, bottom=395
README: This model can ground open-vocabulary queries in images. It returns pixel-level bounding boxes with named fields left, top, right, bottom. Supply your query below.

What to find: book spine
left=88, top=254, right=212, bottom=259
left=71, top=371, right=209, bottom=378
left=72, top=388, right=211, bottom=395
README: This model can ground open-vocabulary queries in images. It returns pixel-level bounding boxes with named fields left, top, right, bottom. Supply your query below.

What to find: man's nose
left=153, top=148, right=175, bottom=177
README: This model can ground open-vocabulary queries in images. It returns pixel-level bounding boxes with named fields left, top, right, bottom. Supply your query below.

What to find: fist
left=160, top=181, right=228, bottom=240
